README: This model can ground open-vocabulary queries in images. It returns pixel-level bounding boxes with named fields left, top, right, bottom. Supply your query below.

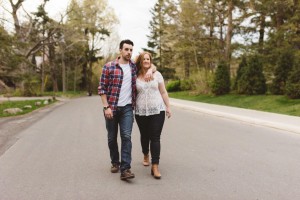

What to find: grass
left=169, top=91, right=300, bottom=117
left=42, top=91, right=88, bottom=98
left=0, top=99, right=57, bottom=118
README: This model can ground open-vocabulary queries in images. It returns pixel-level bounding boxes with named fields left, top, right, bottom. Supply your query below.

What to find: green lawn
left=169, top=91, right=300, bottom=117
left=37, top=91, right=88, bottom=98
left=0, top=99, right=56, bottom=118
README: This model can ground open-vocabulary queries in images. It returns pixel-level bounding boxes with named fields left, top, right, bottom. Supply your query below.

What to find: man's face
left=120, top=43, right=133, bottom=61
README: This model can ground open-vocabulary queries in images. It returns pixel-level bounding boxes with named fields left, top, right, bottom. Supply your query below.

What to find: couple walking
left=98, top=39, right=171, bottom=180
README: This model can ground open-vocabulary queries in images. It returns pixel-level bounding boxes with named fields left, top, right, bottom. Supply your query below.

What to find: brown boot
left=151, top=164, right=161, bottom=179
left=143, top=154, right=150, bottom=166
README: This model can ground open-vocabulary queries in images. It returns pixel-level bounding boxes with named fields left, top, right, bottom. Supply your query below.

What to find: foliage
left=179, top=79, right=194, bottom=91
left=2, top=0, right=300, bottom=95
left=158, top=67, right=176, bottom=80
left=238, top=55, right=266, bottom=95
left=166, top=80, right=181, bottom=92
left=270, top=49, right=294, bottom=95
left=0, top=26, right=23, bottom=86
left=0, top=0, right=117, bottom=95
left=285, top=62, right=300, bottom=99
left=22, top=73, right=41, bottom=97
left=212, top=62, right=231, bottom=95
left=233, top=56, right=247, bottom=90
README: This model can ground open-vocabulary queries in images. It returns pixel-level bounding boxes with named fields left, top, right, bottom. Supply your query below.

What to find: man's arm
left=100, top=94, right=113, bottom=119
left=144, top=64, right=157, bottom=81
left=99, top=64, right=113, bottom=119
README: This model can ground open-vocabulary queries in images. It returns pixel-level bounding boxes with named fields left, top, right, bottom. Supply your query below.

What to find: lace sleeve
left=155, top=71, right=164, bottom=83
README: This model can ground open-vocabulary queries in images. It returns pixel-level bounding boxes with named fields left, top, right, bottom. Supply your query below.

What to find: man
left=98, top=39, right=153, bottom=180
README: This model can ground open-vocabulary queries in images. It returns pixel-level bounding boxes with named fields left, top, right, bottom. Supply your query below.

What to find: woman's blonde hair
left=135, top=51, right=152, bottom=75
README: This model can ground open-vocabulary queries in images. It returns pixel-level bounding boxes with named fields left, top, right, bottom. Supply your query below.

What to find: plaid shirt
left=98, top=57, right=137, bottom=114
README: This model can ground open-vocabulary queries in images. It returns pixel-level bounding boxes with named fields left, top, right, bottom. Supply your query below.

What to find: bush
left=179, top=79, right=194, bottom=91
left=270, top=49, right=294, bottom=94
left=238, top=55, right=266, bottom=95
left=285, top=64, right=300, bottom=99
left=166, top=80, right=181, bottom=92
left=22, top=74, right=41, bottom=96
left=158, top=67, right=176, bottom=80
left=212, top=61, right=230, bottom=95
left=233, top=56, right=247, bottom=90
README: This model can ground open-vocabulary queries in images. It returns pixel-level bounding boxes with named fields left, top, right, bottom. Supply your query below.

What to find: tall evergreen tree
left=212, top=61, right=230, bottom=95
left=233, top=56, right=247, bottom=90
left=285, top=60, right=300, bottom=99
left=146, top=0, right=177, bottom=79
left=238, top=55, right=266, bottom=95
left=270, top=49, right=294, bottom=94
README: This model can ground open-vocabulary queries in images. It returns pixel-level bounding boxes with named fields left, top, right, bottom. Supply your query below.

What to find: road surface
left=0, top=96, right=300, bottom=200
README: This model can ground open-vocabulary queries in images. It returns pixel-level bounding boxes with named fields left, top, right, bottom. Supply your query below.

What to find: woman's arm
left=158, top=80, right=171, bottom=118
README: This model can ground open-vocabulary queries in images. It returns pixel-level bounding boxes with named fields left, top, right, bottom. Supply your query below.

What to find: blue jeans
left=105, top=104, right=133, bottom=172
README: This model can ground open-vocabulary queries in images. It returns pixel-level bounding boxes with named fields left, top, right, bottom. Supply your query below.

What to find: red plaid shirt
left=98, top=57, right=137, bottom=114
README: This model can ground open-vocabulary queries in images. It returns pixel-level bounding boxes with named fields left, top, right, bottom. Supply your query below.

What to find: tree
left=80, top=0, right=116, bottom=94
left=233, top=56, right=247, bottom=90
left=285, top=60, right=300, bottom=99
left=0, top=26, right=23, bottom=86
left=270, top=49, right=294, bottom=94
left=212, top=61, right=230, bottom=95
left=146, top=0, right=177, bottom=79
left=238, top=55, right=266, bottom=95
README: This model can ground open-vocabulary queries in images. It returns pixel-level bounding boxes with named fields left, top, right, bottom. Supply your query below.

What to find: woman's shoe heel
left=151, top=164, right=161, bottom=179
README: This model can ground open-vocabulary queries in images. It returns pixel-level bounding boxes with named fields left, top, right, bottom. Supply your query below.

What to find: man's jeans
left=105, top=104, right=133, bottom=172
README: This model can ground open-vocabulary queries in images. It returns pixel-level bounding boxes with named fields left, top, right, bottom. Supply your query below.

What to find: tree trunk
left=184, top=53, right=190, bottom=78
left=225, top=0, right=233, bottom=62
left=48, top=41, right=58, bottom=92
left=61, top=48, right=66, bottom=93
left=9, top=0, right=24, bottom=40
left=258, top=13, right=266, bottom=53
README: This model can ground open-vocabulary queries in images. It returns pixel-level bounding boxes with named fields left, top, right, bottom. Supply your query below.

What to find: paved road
left=0, top=96, right=300, bottom=200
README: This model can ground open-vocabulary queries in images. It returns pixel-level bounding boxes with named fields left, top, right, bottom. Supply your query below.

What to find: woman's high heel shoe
left=151, top=164, right=161, bottom=179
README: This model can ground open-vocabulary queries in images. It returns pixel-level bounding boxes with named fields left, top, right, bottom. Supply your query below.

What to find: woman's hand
left=166, top=107, right=171, bottom=118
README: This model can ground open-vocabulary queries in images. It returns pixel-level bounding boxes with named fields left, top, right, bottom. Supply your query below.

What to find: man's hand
left=104, top=108, right=113, bottom=119
left=144, top=64, right=157, bottom=82
left=144, top=68, right=153, bottom=82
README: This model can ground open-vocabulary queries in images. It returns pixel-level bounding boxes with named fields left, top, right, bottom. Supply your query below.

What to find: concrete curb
left=170, top=100, right=300, bottom=134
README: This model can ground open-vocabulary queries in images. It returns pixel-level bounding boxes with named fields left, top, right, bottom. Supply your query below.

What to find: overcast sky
left=16, top=0, right=156, bottom=56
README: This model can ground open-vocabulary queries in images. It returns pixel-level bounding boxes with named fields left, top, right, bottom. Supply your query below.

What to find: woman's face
left=142, top=54, right=151, bottom=69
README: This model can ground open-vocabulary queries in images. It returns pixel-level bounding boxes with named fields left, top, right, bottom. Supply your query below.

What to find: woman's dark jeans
left=105, top=104, right=133, bottom=172
left=135, top=111, right=165, bottom=164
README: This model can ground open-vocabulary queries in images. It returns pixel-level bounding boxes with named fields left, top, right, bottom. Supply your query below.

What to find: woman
left=135, top=52, right=171, bottom=179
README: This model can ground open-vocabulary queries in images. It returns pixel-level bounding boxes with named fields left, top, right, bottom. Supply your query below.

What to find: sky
left=4, top=0, right=156, bottom=56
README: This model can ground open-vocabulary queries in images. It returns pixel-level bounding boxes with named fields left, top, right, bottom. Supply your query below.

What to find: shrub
left=212, top=61, right=230, bottom=95
left=179, top=79, right=194, bottom=91
left=238, top=55, right=266, bottom=95
left=285, top=64, right=300, bottom=99
left=270, top=49, right=294, bottom=94
left=166, top=80, right=181, bottom=92
left=233, top=56, right=247, bottom=90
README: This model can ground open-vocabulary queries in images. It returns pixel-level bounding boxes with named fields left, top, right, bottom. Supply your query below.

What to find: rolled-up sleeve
left=98, top=65, right=109, bottom=95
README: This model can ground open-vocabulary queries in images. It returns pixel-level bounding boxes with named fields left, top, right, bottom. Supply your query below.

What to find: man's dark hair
left=119, top=39, right=134, bottom=49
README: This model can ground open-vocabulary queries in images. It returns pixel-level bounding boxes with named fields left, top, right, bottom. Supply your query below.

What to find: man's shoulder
left=104, top=61, right=115, bottom=68
left=104, top=58, right=120, bottom=68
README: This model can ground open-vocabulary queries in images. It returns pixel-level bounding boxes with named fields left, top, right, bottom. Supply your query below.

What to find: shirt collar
left=116, top=57, right=134, bottom=67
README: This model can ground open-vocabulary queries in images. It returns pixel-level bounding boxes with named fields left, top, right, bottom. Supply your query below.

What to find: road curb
left=170, top=101, right=300, bottom=134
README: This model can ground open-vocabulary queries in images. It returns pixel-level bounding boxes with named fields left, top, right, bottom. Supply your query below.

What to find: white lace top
left=135, top=71, right=166, bottom=116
